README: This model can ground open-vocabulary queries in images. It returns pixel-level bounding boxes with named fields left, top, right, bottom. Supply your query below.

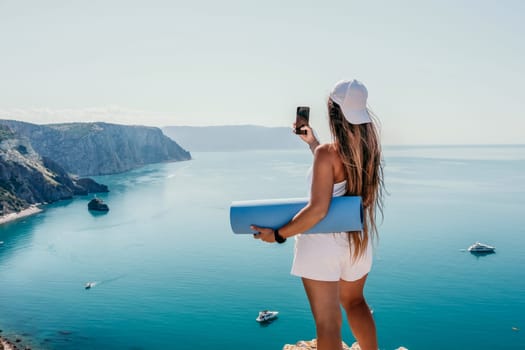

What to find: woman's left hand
left=251, top=225, right=276, bottom=243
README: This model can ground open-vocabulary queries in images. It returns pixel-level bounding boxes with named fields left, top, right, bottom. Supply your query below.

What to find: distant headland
left=162, top=125, right=304, bottom=152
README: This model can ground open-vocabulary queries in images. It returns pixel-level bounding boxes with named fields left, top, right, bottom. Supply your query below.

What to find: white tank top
left=306, top=166, right=347, bottom=197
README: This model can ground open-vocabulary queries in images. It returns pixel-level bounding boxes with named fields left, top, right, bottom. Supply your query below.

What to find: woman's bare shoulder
left=315, top=143, right=345, bottom=181
left=314, top=143, right=338, bottom=159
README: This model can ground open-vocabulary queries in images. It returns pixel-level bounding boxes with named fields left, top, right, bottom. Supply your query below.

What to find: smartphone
left=295, top=106, right=310, bottom=135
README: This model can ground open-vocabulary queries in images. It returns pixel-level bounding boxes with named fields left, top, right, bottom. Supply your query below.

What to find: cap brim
left=343, top=109, right=372, bottom=125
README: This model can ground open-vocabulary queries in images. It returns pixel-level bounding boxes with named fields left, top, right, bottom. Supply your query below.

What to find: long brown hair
left=328, top=98, right=385, bottom=259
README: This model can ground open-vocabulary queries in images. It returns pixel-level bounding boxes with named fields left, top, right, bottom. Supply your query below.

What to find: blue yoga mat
left=230, top=196, right=363, bottom=234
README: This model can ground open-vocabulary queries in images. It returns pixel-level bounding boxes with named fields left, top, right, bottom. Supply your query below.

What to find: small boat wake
left=85, top=281, right=97, bottom=289
left=84, top=274, right=126, bottom=290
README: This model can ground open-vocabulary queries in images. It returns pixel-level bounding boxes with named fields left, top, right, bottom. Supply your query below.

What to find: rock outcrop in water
left=0, top=125, right=108, bottom=215
left=1, top=120, right=191, bottom=176
left=88, top=198, right=109, bottom=211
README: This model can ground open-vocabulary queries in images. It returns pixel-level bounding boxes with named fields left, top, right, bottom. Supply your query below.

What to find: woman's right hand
left=293, top=123, right=319, bottom=151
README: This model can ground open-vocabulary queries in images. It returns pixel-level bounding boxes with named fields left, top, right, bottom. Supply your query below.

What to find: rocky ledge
left=283, top=339, right=408, bottom=350
left=283, top=339, right=356, bottom=350
left=0, top=335, right=25, bottom=350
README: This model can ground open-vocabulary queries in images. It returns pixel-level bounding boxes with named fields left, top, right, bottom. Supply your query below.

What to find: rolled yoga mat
left=230, top=196, right=363, bottom=234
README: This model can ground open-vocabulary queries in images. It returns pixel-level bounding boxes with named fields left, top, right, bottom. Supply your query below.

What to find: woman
left=252, top=79, right=384, bottom=350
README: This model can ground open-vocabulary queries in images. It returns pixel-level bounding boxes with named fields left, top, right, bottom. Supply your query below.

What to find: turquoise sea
left=1, top=146, right=524, bottom=350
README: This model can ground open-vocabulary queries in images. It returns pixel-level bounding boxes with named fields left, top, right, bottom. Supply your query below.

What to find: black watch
left=274, top=229, right=287, bottom=244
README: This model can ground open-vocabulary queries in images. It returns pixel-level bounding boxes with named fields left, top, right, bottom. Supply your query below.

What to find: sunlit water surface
left=1, top=146, right=524, bottom=349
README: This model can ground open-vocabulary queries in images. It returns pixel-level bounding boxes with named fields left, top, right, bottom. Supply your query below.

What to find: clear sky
left=0, top=0, right=523, bottom=144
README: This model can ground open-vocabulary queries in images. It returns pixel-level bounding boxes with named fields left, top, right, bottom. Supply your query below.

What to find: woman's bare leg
left=339, top=274, right=377, bottom=350
left=302, top=277, right=343, bottom=350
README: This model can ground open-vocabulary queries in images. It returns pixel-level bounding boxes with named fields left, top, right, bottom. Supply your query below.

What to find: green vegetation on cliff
left=0, top=125, right=15, bottom=142
left=0, top=186, right=28, bottom=215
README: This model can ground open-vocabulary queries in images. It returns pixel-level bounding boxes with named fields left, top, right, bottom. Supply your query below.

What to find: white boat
left=85, top=282, right=96, bottom=289
left=468, top=242, right=495, bottom=253
left=256, top=310, right=279, bottom=322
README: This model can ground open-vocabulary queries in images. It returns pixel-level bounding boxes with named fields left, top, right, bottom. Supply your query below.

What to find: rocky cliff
left=0, top=125, right=108, bottom=215
left=1, top=120, right=191, bottom=176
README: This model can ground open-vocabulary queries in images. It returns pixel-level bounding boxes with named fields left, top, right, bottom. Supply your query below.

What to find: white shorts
left=291, top=232, right=373, bottom=282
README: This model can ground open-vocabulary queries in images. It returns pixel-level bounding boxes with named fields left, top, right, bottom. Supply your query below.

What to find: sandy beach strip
left=0, top=205, right=42, bottom=226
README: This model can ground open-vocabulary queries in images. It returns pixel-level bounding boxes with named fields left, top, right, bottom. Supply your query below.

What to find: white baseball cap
left=329, top=79, right=372, bottom=125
